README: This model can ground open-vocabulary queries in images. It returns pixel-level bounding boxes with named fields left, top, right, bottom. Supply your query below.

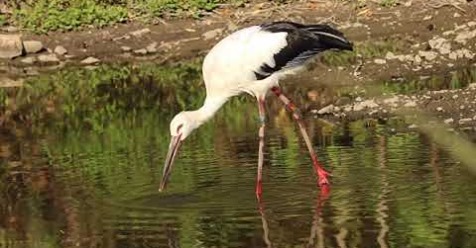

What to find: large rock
left=0, top=34, right=23, bottom=59
left=23, top=40, right=44, bottom=54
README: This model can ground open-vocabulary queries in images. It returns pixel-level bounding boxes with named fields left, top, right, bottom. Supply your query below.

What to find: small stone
left=202, top=28, right=224, bottom=41
left=133, top=48, right=148, bottom=55
left=423, top=15, right=432, bottom=20
left=54, top=46, right=68, bottom=55
left=436, top=107, right=443, bottom=112
left=458, top=118, right=472, bottom=125
left=1, top=26, right=19, bottom=33
left=418, top=50, right=438, bottom=61
left=460, top=105, right=465, bottom=110
left=130, top=28, right=151, bottom=37
left=452, top=94, right=458, bottom=99
left=448, top=63, right=454, bottom=67
left=428, top=37, right=446, bottom=50
left=121, top=46, right=132, bottom=52
left=443, top=30, right=455, bottom=36
left=0, top=34, right=23, bottom=59
left=408, top=124, right=418, bottom=129
left=317, top=104, right=335, bottom=114
left=404, top=55, right=414, bottom=62
left=0, top=77, right=24, bottom=87
left=385, top=52, right=396, bottom=60
left=23, top=40, right=44, bottom=54
left=454, top=12, right=461, bottom=18
left=374, top=58, right=387, bottom=64
left=393, top=55, right=404, bottom=61
left=404, top=101, right=417, bottom=107
left=38, top=54, right=60, bottom=63
left=146, top=42, right=158, bottom=53
left=414, top=55, right=422, bottom=64
left=353, top=99, right=378, bottom=111
left=80, top=57, right=100, bottom=65
left=21, top=57, right=37, bottom=64
left=460, top=49, right=475, bottom=59
left=439, top=44, right=451, bottom=55
left=454, top=30, right=476, bottom=45
left=424, top=64, right=433, bottom=69
left=444, top=118, right=454, bottom=124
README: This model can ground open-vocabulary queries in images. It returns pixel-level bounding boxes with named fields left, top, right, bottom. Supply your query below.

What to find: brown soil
left=6, top=1, right=475, bottom=77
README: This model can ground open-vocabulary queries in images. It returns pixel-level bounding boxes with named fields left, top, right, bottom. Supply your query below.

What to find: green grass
left=8, top=0, right=246, bottom=33
left=13, top=0, right=128, bottom=33
left=132, top=0, right=246, bottom=19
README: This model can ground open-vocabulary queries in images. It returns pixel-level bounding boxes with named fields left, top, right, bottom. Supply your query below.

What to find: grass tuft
left=13, top=0, right=128, bottom=33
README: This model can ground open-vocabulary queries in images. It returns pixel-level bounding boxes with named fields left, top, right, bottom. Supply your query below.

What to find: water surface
left=1, top=63, right=476, bottom=248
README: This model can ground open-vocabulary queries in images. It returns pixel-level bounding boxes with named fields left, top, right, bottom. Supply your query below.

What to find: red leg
left=271, top=86, right=330, bottom=186
left=256, top=98, right=266, bottom=199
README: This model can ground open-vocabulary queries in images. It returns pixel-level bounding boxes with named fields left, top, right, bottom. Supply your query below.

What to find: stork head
left=159, top=111, right=201, bottom=192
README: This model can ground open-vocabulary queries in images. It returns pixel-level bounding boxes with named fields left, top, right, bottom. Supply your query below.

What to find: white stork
left=159, top=21, right=353, bottom=198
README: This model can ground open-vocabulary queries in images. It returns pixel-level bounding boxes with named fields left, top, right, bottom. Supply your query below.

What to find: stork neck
left=192, top=96, right=228, bottom=124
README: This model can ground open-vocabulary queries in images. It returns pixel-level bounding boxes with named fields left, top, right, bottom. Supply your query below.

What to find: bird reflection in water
left=257, top=185, right=331, bottom=248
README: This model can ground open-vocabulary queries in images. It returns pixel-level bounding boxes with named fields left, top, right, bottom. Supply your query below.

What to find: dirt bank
left=0, top=1, right=474, bottom=78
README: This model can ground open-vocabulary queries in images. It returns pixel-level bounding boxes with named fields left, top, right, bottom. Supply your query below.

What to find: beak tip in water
left=158, top=183, right=165, bottom=192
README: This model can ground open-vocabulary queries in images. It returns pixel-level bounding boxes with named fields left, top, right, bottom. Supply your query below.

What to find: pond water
left=1, top=63, right=476, bottom=248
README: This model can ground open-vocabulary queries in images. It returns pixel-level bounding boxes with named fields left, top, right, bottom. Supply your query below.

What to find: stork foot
left=316, top=166, right=331, bottom=187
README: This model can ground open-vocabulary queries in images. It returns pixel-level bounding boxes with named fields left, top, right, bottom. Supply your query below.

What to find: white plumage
left=159, top=21, right=353, bottom=196
left=202, top=25, right=288, bottom=98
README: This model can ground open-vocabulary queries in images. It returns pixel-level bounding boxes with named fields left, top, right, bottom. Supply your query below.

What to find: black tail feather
left=303, top=24, right=353, bottom=51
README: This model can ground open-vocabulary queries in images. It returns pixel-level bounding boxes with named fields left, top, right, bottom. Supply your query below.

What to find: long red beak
left=159, top=135, right=182, bottom=192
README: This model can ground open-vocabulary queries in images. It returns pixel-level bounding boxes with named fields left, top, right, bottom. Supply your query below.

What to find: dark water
left=1, top=63, right=476, bottom=248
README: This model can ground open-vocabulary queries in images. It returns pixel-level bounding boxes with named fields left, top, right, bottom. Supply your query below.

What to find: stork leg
left=256, top=98, right=266, bottom=199
left=271, top=86, right=330, bottom=186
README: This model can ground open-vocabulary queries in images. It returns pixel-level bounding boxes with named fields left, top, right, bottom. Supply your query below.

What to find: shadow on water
left=1, top=61, right=476, bottom=247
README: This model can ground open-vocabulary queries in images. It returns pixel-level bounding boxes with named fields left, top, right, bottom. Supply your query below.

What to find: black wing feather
left=254, top=21, right=353, bottom=80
